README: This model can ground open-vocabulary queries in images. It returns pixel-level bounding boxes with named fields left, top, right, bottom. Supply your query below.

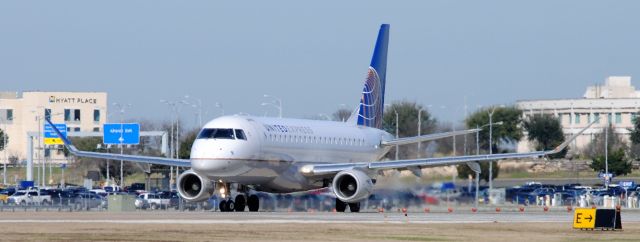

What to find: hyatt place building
left=0, top=91, right=108, bottom=165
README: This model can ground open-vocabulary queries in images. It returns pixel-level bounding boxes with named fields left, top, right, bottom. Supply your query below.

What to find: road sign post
left=43, top=123, right=67, bottom=145
left=573, top=208, right=596, bottom=229
left=102, top=123, right=140, bottom=145
left=103, top=123, right=140, bottom=188
left=573, top=208, right=622, bottom=230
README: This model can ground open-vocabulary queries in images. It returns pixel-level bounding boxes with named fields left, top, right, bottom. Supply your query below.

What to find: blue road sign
left=103, top=123, right=140, bottom=145
left=43, top=123, right=67, bottom=145
left=598, top=172, right=613, bottom=179
left=619, top=181, right=635, bottom=189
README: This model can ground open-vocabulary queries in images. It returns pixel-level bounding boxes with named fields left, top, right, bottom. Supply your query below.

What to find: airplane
left=46, top=24, right=594, bottom=212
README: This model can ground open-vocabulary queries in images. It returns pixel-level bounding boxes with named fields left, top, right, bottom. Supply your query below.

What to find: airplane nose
left=191, top=158, right=230, bottom=173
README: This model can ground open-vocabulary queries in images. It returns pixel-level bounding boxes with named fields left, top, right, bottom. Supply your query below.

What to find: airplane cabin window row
left=264, top=133, right=365, bottom=146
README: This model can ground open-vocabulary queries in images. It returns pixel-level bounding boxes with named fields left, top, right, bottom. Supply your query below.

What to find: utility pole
left=605, top=122, right=609, bottom=189
left=113, top=102, right=131, bottom=187
left=262, top=94, right=282, bottom=118
left=417, top=108, right=422, bottom=159
left=394, top=110, right=399, bottom=160
left=475, top=125, right=480, bottom=209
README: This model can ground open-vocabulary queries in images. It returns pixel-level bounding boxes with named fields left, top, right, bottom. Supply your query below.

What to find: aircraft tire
left=348, top=202, right=360, bottom=213
left=219, top=200, right=228, bottom=212
left=248, top=194, right=260, bottom=212
left=335, top=198, right=347, bottom=212
left=227, top=200, right=235, bottom=212
left=235, top=195, right=246, bottom=212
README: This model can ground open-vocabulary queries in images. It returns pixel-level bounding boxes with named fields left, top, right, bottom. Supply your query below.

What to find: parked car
left=8, top=189, right=52, bottom=205
left=135, top=193, right=170, bottom=210
left=0, top=188, right=16, bottom=204
left=73, top=193, right=106, bottom=210
left=51, top=190, right=77, bottom=206
left=158, top=191, right=180, bottom=209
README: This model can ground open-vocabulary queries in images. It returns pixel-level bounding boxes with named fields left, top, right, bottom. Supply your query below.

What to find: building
left=516, top=76, right=640, bottom=153
left=0, top=91, right=108, bottom=164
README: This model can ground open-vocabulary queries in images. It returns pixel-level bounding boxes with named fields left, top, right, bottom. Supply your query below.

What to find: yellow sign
left=573, top=208, right=596, bottom=229
left=44, top=138, right=63, bottom=145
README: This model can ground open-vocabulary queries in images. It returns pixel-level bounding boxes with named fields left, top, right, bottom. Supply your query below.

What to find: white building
left=0, top=91, right=108, bottom=164
left=516, top=76, right=640, bottom=153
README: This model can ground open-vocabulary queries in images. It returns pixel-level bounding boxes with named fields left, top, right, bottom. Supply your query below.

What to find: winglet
left=44, top=118, right=79, bottom=153
left=545, top=118, right=598, bottom=155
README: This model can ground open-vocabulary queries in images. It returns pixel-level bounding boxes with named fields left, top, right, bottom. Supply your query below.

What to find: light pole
left=214, top=102, right=224, bottom=116
left=474, top=121, right=503, bottom=208
left=33, top=110, right=62, bottom=188
left=112, top=102, right=131, bottom=187
left=476, top=121, right=504, bottom=155
left=160, top=100, right=176, bottom=189
left=487, top=105, right=503, bottom=192
left=417, top=108, right=423, bottom=159
left=605, top=122, right=609, bottom=189
left=263, top=94, right=282, bottom=118
left=102, top=110, right=115, bottom=186
left=161, top=98, right=187, bottom=190
left=394, top=109, right=399, bottom=160
left=184, top=95, right=203, bottom=127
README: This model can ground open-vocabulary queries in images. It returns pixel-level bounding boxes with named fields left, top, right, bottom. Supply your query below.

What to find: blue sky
left=2, top=1, right=639, bottom=127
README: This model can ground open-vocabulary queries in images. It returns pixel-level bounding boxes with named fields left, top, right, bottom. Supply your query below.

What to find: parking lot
left=1, top=180, right=639, bottom=213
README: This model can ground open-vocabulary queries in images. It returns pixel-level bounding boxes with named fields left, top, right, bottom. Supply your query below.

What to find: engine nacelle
left=332, top=169, right=374, bottom=203
left=176, top=170, right=215, bottom=202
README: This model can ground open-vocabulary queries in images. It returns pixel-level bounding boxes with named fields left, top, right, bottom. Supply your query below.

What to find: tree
left=590, top=148, right=632, bottom=177
left=382, top=101, right=437, bottom=159
left=0, top=128, right=7, bottom=151
left=585, top=124, right=627, bottom=159
left=465, top=106, right=523, bottom=153
left=629, top=115, right=640, bottom=145
left=456, top=161, right=499, bottom=183
left=332, top=108, right=352, bottom=122
left=179, top=129, right=200, bottom=159
left=628, top=116, right=640, bottom=160
left=523, top=114, right=566, bottom=159
left=66, top=136, right=155, bottom=186
left=459, top=106, right=523, bottom=181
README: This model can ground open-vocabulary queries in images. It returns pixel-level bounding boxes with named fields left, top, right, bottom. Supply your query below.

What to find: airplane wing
left=380, top=128, right=480, bottom=146
left=302, top=119, right=596, bottom=177
left=46, top=118, right=191, bottom=167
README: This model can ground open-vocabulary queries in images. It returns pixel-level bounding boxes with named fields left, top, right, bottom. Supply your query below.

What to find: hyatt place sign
left=48, top=96, right=98, bottom=104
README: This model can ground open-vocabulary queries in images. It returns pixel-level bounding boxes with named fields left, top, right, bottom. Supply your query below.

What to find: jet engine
left=176, top=170, right=215, bottom=202
left=332, top=169, right=374, bottom=203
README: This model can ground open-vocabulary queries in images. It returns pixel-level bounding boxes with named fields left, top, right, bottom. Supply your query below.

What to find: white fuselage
left=189, top=115, right=393, bottom=193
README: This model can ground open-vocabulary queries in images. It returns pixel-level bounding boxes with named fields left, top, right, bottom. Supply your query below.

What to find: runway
left=0, top=211, right=639, bottom=241
left=0, top=209, right=639, bottom=224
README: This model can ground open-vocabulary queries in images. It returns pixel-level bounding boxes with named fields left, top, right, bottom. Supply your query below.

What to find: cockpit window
left=197, top=128, right=235, bottom=139
left=235, top=129, right=247, bottom=140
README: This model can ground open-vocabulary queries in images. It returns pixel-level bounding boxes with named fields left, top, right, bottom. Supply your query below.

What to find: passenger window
left=235, top=129, right=247, bottom=140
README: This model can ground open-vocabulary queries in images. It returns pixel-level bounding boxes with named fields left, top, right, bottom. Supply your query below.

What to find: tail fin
left=348, top=24, right=390, bottom=129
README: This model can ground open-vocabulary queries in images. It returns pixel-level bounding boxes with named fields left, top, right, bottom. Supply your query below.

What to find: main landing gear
left=219, top=194, right=260, bottom=212
left=335, top=198, right=360, bottom=213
